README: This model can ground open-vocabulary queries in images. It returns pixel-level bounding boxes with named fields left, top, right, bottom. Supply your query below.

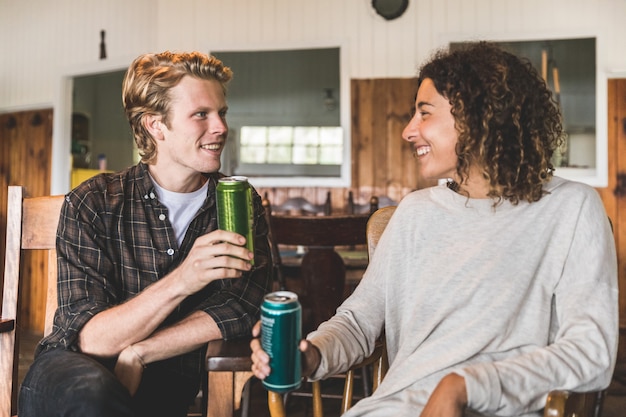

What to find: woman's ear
left=143, top=114, right=164, bottom=140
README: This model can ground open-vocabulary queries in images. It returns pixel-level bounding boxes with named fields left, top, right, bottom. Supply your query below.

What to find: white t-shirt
left=151, top=178, right=208, bottom=247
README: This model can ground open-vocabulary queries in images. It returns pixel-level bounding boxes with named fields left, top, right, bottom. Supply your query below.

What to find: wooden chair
left=1, top=186, right=64, bottom=417
left=263, top=199, right=385, bottom=417
left=346, top=192, right=395, bottom=215
left=204, top=338, right=253, bottom=417
left=544, top=391, right=605, bottom=417
left=264, top=203, right=370, bottom=338
left=0, top=185, right=247, bottom=417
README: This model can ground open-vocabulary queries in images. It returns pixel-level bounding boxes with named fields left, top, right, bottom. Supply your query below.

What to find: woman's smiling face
left=402, top=78, right=459, bottom=183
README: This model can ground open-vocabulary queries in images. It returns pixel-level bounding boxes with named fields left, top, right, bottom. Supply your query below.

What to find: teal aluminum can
left=261, top=291, right=302, bottom=393
left=216, top=176, right=255, bottom=264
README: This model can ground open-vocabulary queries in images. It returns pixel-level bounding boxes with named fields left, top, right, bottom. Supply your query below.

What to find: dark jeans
left=18, top=349, right=200, bottom=417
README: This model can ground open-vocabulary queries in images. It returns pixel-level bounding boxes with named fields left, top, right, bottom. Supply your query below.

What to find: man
left=19, top=51, right=272, bottom=417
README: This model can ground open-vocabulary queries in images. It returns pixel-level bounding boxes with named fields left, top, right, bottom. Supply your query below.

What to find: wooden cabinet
left=0, top=109, right=53, bottom=331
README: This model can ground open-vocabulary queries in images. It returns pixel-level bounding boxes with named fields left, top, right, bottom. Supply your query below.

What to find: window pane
left=268, top=127, right=293, bottom=145
left=240, top=145, right=268, bottom=163
left=267, top=145, right=292, bottom=163
left=294, top=127, right=320, bottom=145
left=240, top=126, right=267, bottom=145
left=293, top=144, right=318, bottom=164
left=319, top=145, right=343, bottom=164
left=319, top=127, right=343, bottom=145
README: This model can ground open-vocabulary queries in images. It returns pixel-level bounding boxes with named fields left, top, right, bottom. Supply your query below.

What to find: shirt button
left=149, top=192, right=156, bottom=199
left=144, top=194, right=149, bottom=200
left=159, top=214, right=166, bottom=221
left=167, top=248, right=175, bottom=256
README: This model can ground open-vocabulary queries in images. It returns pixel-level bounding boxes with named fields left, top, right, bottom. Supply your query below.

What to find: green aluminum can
left=261, top=291, right=302, bottom=393
left=216, top=176, right=255, bottom=264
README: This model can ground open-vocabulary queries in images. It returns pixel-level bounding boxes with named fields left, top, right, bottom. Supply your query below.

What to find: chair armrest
left=544, top=390, right=605, bottom=417
left=206, top=337, right=253, bottom=372
left=0, top=318, right=15, bottom=332
left=348, top=340, right=386, bottom=371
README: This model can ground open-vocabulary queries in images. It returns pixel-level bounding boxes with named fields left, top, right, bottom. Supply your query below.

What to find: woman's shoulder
left=391, top=185, right=451, bottom=222
left=401, top=184, right=445, bottom=202
left=398, top=183, right=464, bottom=212
left=544, top=176, right=600, bottom=201
left=542, top=176, right=608, bottom=224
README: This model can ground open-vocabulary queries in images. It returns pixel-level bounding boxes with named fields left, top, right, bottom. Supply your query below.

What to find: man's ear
left=143, top=114, right=164, bottom=140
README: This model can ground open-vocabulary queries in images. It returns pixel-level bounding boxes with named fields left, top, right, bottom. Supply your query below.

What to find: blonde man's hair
left=122, top=51, right=233, bottom=164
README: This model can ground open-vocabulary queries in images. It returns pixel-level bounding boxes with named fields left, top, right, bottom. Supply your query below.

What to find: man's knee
left=19, top=349, right=132, bottom=417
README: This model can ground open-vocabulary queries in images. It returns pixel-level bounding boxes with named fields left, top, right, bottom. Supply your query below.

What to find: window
left=240, top=126, right=343, bottom=165
left=211, top=47, right=348, bottom=185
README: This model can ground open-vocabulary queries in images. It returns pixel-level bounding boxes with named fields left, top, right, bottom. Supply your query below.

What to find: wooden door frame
left=601, top=78, right=626, bottom=360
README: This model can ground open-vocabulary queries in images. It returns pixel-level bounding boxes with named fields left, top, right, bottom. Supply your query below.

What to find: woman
left=251, top=41, right=617, bottom=417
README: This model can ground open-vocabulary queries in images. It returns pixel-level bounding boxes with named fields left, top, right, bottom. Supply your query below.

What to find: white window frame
left=209, top=41, right=351, bottom=188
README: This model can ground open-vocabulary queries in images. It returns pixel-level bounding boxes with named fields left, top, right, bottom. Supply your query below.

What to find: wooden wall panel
left=371, top=80, right=391, bottom=191
left=387, top=78, right=424, bottom=194
left=351, top=79, right=375, bottom=192
left=599, top=80, right=618, bottom=227
left=0, top=116, right=17, bottom=246
left=0, top=109, right=53, bottom=332
left=616, top=80, right=626, bottom=315
left=601, top=79, right=626, bottom=361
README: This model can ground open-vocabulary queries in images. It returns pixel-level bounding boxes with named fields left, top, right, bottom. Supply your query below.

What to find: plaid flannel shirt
left=37, top=163, right=272, bottom=378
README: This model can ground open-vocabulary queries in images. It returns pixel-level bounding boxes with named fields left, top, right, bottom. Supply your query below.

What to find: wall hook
left=100, top=30, right=107, bottom=60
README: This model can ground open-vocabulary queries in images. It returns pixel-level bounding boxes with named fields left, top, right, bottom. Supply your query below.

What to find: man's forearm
left=129, top=311, right=221, bottom=364
left=78, top=270, right=188, bottom=356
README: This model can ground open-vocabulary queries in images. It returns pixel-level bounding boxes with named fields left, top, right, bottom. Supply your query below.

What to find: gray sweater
left=308, top=177, right=618, bottom=416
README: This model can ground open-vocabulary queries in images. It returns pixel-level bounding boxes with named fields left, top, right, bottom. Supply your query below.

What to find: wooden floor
left=17, top=329, right=626, bottom=417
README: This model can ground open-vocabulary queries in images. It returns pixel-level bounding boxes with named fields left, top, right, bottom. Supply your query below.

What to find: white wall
left=2, top=0, right=625, bottom=192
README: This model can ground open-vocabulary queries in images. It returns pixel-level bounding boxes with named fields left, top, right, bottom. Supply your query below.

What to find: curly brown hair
left=418, top=41, right=565, bottom=204
left=122, top=51, right=233, bottom=164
